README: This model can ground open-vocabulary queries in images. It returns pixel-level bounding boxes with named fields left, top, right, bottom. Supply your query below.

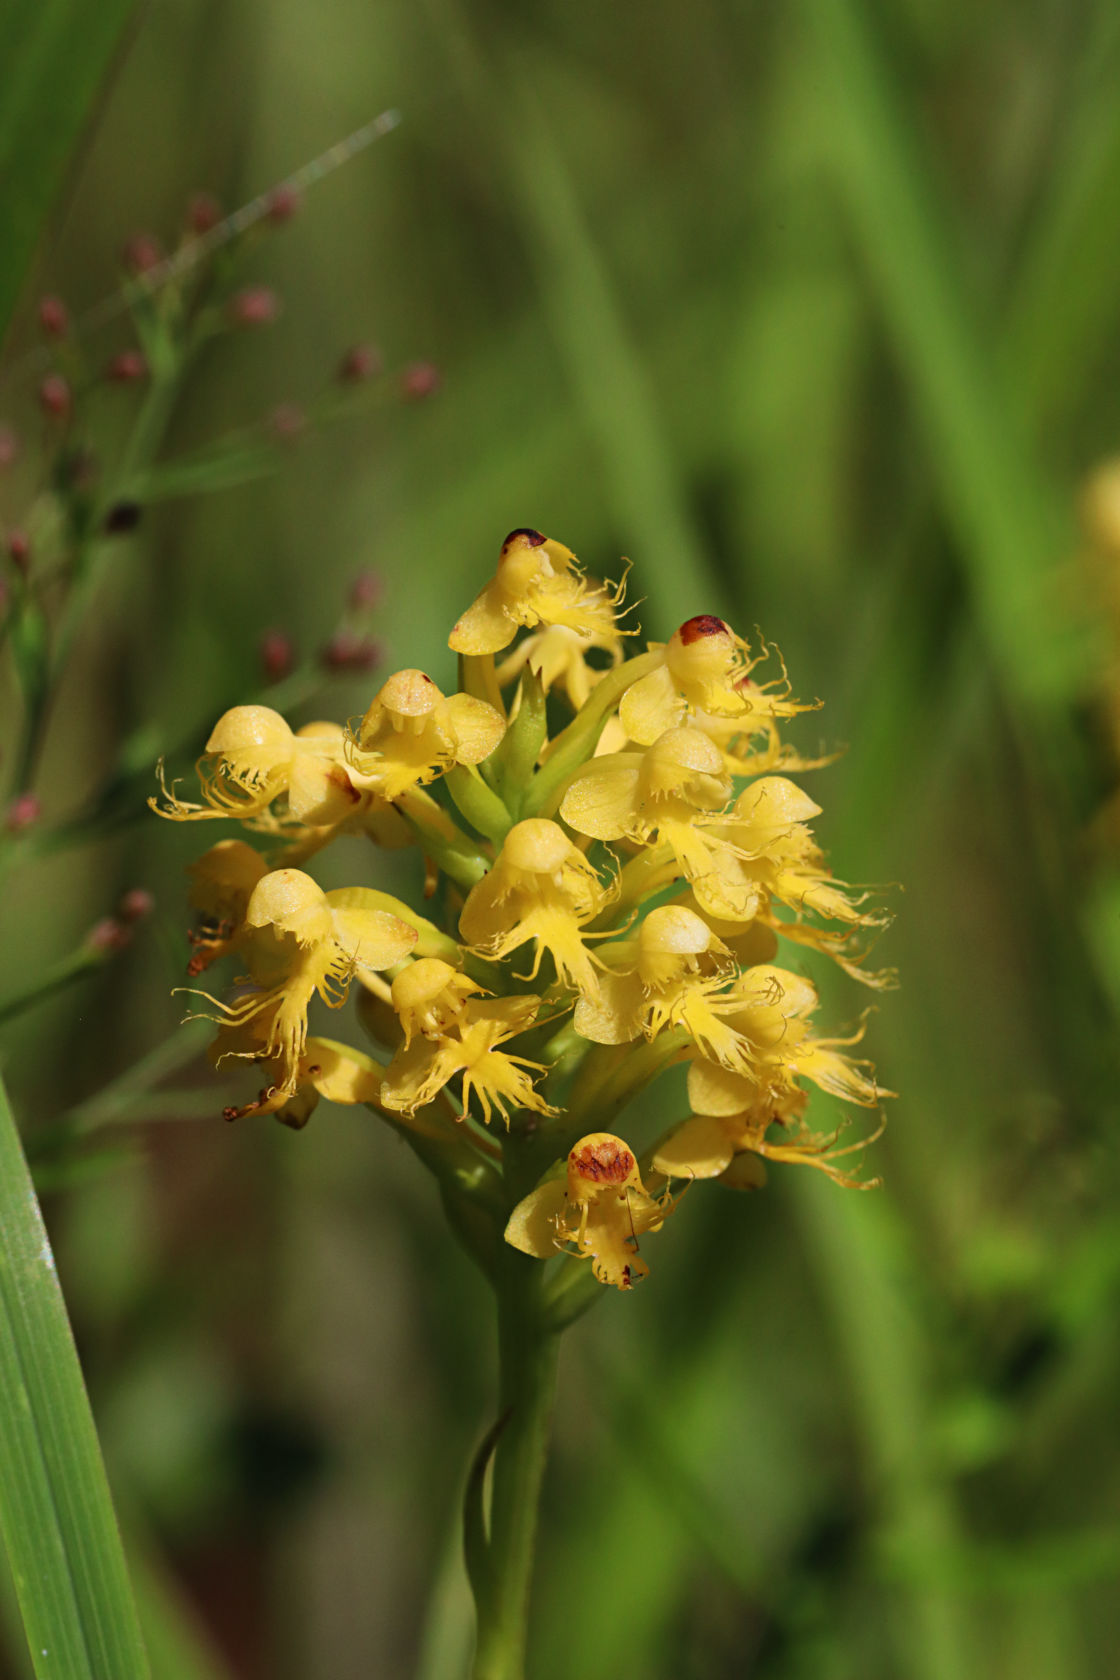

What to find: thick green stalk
left=471, top=1251, right=559, bottom=1680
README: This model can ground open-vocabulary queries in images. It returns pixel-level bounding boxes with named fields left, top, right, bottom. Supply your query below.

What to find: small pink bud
left=260, top=628, right=294, bottom=683
left=400, top=361, right=441, bottom=401
left=266, top=184, right=301, bottom=224
left=118, top=887, right=155, bottom=923
left=0, top=577, right=8, bottom=614
left=228, top=286, right=280, bottom=328
left=322, top=629, right=382, bottom=674
left=5, top=792, right=41, bottom=834
left=0, top=428, right=18, bottom=470
left=87, top=917, right=131, bottom=954
left=268, top=402, right=305, bottom=441
left=188, top=191, right=222, bottom=235
left=38, top=295, right=69, bottom=338
left=106, top=349, right=148, bottom=383
left=123, top=233, right=164, bottom=277
left=39, top=373, right=71, bottom=418
left=7, top=530, right=30, bottom=573
left=338, top=343, right=382, bottom=383
left=348, top=570, right=383, bottom=611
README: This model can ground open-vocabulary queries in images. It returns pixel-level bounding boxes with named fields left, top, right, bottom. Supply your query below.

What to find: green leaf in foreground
left=0, top=1071, right=149, bottom=1680
left=0, top=0, right=141, bottom=348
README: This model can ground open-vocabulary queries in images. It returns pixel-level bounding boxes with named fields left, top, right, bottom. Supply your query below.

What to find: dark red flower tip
left=501, top=528, right=547, bottom=552
left=678, top=614, right=729, bottom=644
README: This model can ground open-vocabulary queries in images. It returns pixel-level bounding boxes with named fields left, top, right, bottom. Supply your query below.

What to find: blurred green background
left=3, top=0, right=1120, bottom=1675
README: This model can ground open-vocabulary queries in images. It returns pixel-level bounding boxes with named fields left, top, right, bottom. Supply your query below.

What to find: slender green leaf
left=0, top=0, right=141, bottom=346
left=802, top=0, right=1087, bottom=714
left=0, top=1072, right=150, bottom=1679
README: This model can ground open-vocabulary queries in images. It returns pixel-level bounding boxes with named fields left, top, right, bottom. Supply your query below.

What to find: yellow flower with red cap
left=450, top=528, right=626, bottom=655
left=505, top=1133, right=676, bottom=1290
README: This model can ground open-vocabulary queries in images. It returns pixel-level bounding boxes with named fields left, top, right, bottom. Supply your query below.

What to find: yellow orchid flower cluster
left=156, top=527, right=891, bottom=1293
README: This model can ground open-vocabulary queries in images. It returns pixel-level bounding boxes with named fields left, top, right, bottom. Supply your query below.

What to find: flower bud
left=268, top=402, right=305, bottom=440
left=187, top=191, right=222, bottom=235
left=38, top=374, right=71, bottom=419
left=5, top=792, right=40, bottom=834
left=7, top=531, right=30, bottom=574
left=228, top=286, right=280, bottom=328
left=260, top=628, right=294, bottom=683
left=103, top=501, right=142, bottom=536
left=0, top=428, right=18, bottom=471
left=348, top=569, right=382, bottom=611
left=338, top=343, right=382, bottom=383
left=322, top=629, right=382, bottom=673
left=118, top=887, right=155, bottom=923
left=266, top=184, right=301, bottom=224
left=123, top=233, right=164, bottom=277
left=87, top=917, right=132, bottom=954
left=106, top=349, right=148, bottom=383
left=400, top=361, right=440, bottom=400
left=37, top=295, right=68, bottom=338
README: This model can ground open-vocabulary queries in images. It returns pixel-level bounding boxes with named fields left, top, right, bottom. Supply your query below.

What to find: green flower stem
left=445, top=765, right=513, bottom=846
left=397, top=790, right=491, bottom=890
left=0, top=938, right=119, bottom=1029
left=470, top=1248, right=560, bottom=1680
left=521, top=648, right=660, bottom=818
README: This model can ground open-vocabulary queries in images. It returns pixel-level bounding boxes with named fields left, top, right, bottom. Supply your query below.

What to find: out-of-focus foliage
left=2, top=0, right=1120, bottom=1676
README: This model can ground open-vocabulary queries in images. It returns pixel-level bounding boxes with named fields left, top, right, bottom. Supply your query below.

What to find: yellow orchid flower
left=618, top=615, right=752, bottom=744
left=186, top=868, right=417, bottom=1094
left=153, top=706, right=358, bottom=825
left=496, top=621, right=624, bottom=712
left=186, top=839, right=268, bottom=975
left=560, top=726, right=755, bottom=918
left=683, top=965, right=885, bottom=1120
left=449, top=528, right=626, bottom=656
left=390, top=958, right=485, bottom=1045
left=380, top=993, right=555, bottom=1126
left=711, top=776, right=886, bottom=928
left=347, top=668, right=506, bottom=798
left=573, top=904, right=759, bottom=1072
left=652, top=1104, right=883, bottom=1190
left=211, top=1016, right=385, bottom=1128
left=505, top=1132, right=676, bottom=1290
left=459, top=818, right=615, bottom=997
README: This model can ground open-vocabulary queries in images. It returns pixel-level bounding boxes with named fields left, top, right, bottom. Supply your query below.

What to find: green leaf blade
left=0, top=1073, right=150, bottom=1680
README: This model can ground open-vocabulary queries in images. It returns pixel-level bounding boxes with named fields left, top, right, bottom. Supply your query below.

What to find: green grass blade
left=0, top=0, right=140, bottom=347
left=0, top=1071, right=150, bottom=1680
left=801, top=0, right=1085, bottom=714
